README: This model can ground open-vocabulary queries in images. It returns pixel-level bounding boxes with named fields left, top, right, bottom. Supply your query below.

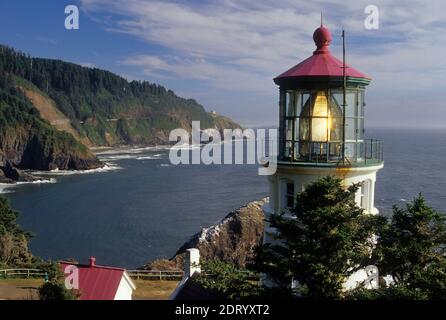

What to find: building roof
left=60, top=257, right=134, bottom=300
left=274, top=24, right=370, bottom=85
left=171, top=274, right=224, bottom=300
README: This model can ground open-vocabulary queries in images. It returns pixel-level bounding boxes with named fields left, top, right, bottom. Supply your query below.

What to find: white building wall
left=114, top=272, right=136, bottom=300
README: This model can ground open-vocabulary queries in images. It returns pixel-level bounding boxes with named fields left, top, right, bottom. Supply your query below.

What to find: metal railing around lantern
left=260, top=139, right=383, bottom=166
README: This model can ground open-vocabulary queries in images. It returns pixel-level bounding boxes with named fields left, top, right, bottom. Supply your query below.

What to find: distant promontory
left=0, top=45, right=241, bottom=181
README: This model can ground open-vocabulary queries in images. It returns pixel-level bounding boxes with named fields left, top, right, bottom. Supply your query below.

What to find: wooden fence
left=0, top=268, right=184, bottom=281
left=127, top=270, right=184, bottom=281
left=0, top=269, right=259, bottom=281
left=0, top=269, right=47, bottom=279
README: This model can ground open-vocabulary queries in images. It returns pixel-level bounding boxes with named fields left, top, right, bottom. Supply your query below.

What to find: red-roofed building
left=60, top=257, right=136, bottom=300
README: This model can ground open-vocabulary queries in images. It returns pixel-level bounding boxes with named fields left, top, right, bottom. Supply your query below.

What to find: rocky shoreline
left=0, top=156, right=106, bottom=184
left=0, top=161, right=49, bottom=184
left=139, top=198, right=268, bottom=271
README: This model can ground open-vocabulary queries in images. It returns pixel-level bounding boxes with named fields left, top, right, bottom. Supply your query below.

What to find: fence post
left=159, top=271, right=162, bottom=281
left=27, top=269, right=30, bottom=279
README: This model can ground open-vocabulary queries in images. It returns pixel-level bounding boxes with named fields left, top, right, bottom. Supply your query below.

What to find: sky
left=0, top=0, right=446, bottom=128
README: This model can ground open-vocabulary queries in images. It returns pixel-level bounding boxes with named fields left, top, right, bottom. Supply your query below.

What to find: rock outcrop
left=0, top=161, right=47, bottom=183
left=140, top=198, right=267, bottom=270
left=0, top=124, right=103, bottom=175
left=0, top=168, right=13, bottom=184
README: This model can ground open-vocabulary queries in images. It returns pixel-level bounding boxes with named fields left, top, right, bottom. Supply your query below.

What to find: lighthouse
left=262, top=23, right=384, bottom=289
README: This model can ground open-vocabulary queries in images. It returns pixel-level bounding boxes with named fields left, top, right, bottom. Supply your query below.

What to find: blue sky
left=1, top=0, right=446, bottom=128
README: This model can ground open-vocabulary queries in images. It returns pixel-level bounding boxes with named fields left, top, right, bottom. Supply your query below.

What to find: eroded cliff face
left=140, top=198, right=267, bottom=270
left=0, top=124, right=103, bottom=183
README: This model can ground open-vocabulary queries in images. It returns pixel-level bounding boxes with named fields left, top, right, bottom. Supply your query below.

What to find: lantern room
left=274, top=25, right=382, bottom=165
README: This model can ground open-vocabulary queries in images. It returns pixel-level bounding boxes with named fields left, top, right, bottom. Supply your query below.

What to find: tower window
left=286, top=183, right=295, bottom=208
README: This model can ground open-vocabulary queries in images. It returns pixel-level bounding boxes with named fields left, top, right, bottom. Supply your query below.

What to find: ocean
left=2, top=127, right=446, bottom=268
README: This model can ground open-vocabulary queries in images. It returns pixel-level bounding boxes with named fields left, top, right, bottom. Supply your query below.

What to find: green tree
left=39, top=281, right=78, bottom=300
left=0, top=196, right=33, bottom=267
left=193, top=260, right=264, bottom=300
left=38, top=262, right=78, bottom=300
left=257, top=176, right=385, bottom=299
left=373, top=195, right=446, bottom=299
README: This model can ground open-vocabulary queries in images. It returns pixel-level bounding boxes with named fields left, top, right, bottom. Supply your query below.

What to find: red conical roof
left=274, top=25, right=370, bottom=84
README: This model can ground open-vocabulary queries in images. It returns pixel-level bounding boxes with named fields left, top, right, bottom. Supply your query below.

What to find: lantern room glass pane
left=301, top=93, right=310, bottom=111
left=346, top=93, right=356, bottom=118
left=294, top=117, right=300, bottom=141
left=285, top=119, right=293, bottom=141
left=358, top=92, right=365, bottom=117
left=278, top=87, right=369, bottom=163
left=357, top=118, right=364, bottom=140
left=332, top=92, right=343, bottom=109
left=357, top=92, right=364, bottom=117
left=330, top=117, right=343, bottom=141
left=286, top=91, right=295, bottom=116
left=345, top=118, right=356, bottom=141
left=295, top=92, right=302, bottom=116
left=299, top=117, right=310, bottom=141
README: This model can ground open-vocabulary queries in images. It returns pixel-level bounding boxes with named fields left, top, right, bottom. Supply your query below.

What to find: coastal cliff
left=140, top=198, right=267, bottom=270
left=0, top=45, right=241, bottom=148
left=0, top=44, right=241, bottom=180
left=0, top=81, right=103, bottom=181
left=0, top=44, right=241, bottom=181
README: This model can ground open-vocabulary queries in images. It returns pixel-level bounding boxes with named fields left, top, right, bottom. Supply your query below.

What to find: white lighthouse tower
left=262, top=24, right=384, bottom=289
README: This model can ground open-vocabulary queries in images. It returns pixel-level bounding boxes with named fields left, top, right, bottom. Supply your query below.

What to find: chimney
left=184, top=248, right=200, bottom=278
left=89, top=256, right=96, bottom=268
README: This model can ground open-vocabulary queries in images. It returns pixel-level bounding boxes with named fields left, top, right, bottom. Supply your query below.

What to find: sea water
left=3, top=127, right=446, bottom=268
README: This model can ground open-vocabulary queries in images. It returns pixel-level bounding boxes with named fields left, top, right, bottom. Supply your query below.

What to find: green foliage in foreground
left=253, top=177, right=446, bottom=300
left=39, top=282, right=76, bottom=300
left=256, top=176, right=386, bottom=299
left=0, top=196, right=33, bottom=267
left=38, top=263, right=78, bottom=301
left=346, top=284, right=431, bottom=300
left=370, top=194, right=446, bottom=300
left=193, top=260, right=264, bottom=300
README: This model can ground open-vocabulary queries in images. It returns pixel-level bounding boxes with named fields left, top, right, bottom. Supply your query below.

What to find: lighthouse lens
left=311, top=92, right=330, bottom=141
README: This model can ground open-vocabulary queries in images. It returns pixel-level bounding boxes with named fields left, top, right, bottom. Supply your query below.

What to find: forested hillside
left=0, top=45, right=240, bottom=146
left=0, top=71, right=102, bottom=171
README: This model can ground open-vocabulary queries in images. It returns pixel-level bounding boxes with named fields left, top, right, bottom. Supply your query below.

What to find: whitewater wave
left=95, top=145, right=171, bottom=156
left=98, top=155, right=136, bottom=161
left=0, top=178, right=57, bottom=194
left=0, top=184, right=12, bottom=194
left=136, top=156, right=161, bottom=160
left=32, top=163, right=122, bottom=176
left=170, top=143, right=202, bottom=150
left=135, top=153, right=165, bottom=160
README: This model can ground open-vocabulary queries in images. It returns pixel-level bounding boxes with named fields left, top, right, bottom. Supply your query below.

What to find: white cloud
left=81, top=0, right=446, bottom=127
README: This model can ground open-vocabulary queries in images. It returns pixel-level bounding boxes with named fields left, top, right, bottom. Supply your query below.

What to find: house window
left=286, top=182, right=295, bottom=208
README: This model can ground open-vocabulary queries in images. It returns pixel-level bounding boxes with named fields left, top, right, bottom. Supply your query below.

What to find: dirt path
left=0, top=279, right=43, bottom=300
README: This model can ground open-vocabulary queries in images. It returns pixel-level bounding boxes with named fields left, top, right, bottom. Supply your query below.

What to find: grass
left=133, top=280, right=179, bottom=300
left=0, top=278, right=43, bottom=300
left=0, top=278, right=178, bottom=300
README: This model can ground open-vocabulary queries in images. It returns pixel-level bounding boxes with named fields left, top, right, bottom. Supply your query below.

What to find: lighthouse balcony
left=264, top=139, right=383, bottom=167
